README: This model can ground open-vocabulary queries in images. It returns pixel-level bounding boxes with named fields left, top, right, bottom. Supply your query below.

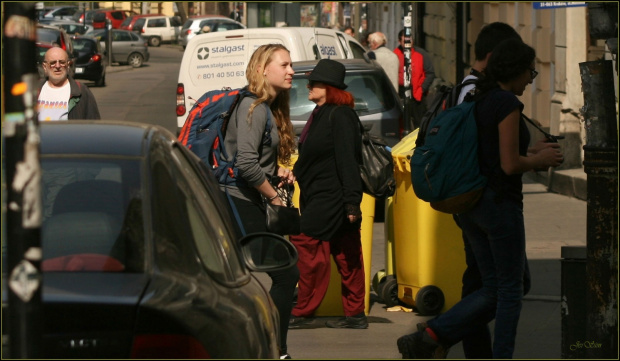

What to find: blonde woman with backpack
left=222, top=43, right=298, bottom=359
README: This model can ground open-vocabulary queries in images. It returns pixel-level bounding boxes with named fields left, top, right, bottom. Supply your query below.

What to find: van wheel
left=128, top=53, right=144, bottom=68
left=148, top=36, right=161, bottom=47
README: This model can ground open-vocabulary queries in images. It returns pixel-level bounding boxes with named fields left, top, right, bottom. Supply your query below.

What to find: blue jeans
left=428, top=187, right=526, bottom=358
left=456, top=217, right=531, bottom=358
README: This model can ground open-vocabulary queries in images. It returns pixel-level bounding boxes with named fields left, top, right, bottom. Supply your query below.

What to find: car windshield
left=36, top=28, right=61, bottom=45
left=41, top=157, right=144, bottom=273
left=290, top=70, right=394, bottom=118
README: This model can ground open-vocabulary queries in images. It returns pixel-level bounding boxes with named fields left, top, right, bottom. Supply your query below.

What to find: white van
left=134, top=16, right=182, bottom=47
left=176, top=27, right=368, bottom=131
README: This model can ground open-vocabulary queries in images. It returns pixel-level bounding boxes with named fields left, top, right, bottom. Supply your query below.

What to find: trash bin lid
left=561, top=245, right=586, bottom=260
left=391, top=128, right=419, bottom=156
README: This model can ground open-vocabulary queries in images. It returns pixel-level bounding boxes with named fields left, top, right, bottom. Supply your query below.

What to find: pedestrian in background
left=38, top=46, right=102, bottom=219
left=221, top=43, right=299, bottom=360
left=397, top=38, right=564, bottom=359
left=38, top=47, right=100, bottom=121
left=368, top=32, right=400, bottom=92
left=344, top=25, right=355, bottom=37
left=394, top=29, right=436, bottom=105
left=289, top=59, right=367, bottom=330
left=393, top=29, right=426, bottom=129
left=453, top=21, right=528, bottom=360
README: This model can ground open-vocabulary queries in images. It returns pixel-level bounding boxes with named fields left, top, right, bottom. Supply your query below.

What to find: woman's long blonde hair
left=245, top=44, right=296, bottom=165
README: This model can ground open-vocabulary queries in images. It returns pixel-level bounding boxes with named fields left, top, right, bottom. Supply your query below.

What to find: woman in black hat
left=289, top=59, right=367, bottom=329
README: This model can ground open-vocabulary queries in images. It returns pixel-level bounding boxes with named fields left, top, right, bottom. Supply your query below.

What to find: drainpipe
left=579, top=59, right=618, bottom=359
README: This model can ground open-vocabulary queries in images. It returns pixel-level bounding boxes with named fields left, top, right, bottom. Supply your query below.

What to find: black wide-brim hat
left=308, top=59, right=348, bottom=90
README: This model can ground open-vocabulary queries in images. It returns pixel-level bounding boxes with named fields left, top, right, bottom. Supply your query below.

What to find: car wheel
left=95, top=74, right=105, bottom=87
left=148, top=36, right=161, bottom=47
left=128, top=53, right=144, bottom=68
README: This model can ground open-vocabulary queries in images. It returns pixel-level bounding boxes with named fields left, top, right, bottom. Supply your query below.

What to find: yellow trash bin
left=285, top=153, right=374, bottom=316
left=390, top=129, right=466, bottom=315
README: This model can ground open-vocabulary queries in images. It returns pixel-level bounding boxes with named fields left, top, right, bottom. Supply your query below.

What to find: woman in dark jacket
left=289, top=59, right=367, bottom=329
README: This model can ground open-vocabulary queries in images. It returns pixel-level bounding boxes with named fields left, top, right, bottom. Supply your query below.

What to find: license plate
left=75, top=67, right=84, bottom=74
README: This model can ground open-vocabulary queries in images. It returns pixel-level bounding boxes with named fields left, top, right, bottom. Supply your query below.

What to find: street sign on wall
left=533, top=2, right=587, bottom=9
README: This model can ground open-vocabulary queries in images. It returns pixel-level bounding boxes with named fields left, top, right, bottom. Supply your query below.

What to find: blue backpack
left=178, top=87, right=272, bottom=186
left=410, top=100, right=487, bottom=214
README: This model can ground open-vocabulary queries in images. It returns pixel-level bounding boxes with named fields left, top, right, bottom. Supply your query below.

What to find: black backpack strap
left=521, top=113, right=565, bottom=142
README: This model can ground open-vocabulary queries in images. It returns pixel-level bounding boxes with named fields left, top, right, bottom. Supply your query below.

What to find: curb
left=525, top=168, right=587, bottom=201
left=106, top=64, right=133, bottom=73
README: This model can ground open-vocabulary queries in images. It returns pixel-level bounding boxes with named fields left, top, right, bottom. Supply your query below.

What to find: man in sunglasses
left=38, top=47, right=100, bottom=121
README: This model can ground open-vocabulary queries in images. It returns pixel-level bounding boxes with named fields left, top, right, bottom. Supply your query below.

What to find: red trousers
left=290, top=228, right=365, bottom=317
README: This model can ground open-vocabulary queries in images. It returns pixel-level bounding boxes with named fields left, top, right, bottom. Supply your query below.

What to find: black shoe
left=279, top=353, right=291, bottom=359
left=397, top=329, right=449, bottom=359
left=325, top=313, right=368, bottom=329
left=289, top=316, right=313, bottom=329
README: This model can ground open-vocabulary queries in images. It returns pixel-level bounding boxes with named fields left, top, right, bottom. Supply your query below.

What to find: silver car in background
left=90, top=29, right=150, bottom=68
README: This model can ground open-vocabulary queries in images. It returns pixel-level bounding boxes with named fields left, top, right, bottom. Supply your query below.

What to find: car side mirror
left=238, top=232, right=298, bottom=272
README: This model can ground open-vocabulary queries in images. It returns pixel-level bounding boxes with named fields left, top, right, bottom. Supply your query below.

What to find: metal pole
left=580, top=59, right=618, bottom=359
left=2, top=2, right=43, bottom=358
left=401, top=3, right=413, bottom=136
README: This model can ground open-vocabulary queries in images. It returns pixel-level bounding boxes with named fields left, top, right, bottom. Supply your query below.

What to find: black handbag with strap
left=265, top=181, right=301, bottom=236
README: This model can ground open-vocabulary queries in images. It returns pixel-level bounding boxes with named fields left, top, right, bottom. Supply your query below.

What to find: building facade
left=86, top=2, right=618, bottom=175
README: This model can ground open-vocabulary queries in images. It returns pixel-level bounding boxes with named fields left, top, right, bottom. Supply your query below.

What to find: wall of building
left=420, top=2, right=591, bottom=169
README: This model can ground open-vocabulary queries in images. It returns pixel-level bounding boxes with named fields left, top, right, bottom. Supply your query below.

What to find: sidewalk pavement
left=279, top=177, right=587, bottom=359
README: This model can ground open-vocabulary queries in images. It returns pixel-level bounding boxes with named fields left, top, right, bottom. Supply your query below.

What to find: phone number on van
left=198, top=71, right=245, bottom=80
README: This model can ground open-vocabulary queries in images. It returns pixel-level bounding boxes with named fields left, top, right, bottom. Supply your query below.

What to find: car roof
left=129, top=13, right=165, bottom=18
left=71, top=35, right=98, bottom=42
left=188, top=15, right=233, bottom=20
left=40, top=121, right=164, bottom=157
left=37, top=23, right=67, bottom=30
left=292, top=58, right=377, bottom=72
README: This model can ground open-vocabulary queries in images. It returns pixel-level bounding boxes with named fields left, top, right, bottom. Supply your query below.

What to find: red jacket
left=394, top=46, right=425, bottom=101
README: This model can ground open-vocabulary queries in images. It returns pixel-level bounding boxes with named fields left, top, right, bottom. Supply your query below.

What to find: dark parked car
left=290, top=58, right=404, bottom=146
left=71, top=35, right=106, bottom=86
left=1, top=121, right=297, bottom=358
left=90, top=29, right=150, bottom=68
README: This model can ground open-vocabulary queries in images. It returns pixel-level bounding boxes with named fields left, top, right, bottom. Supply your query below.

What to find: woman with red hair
left=289, top=59, right=367, bottom=329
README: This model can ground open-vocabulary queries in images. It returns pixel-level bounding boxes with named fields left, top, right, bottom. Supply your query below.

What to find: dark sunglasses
left=530, top=68, right=538, bottom=80
left=44, top=60, right=68, bottom=67
left=307, top=80, right=316, bottom=88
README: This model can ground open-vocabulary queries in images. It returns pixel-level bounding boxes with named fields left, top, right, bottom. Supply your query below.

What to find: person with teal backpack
left=399, top=38, right=564, bottom=359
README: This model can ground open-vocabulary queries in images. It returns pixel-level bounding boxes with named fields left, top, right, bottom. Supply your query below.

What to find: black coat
left=294, top=104, right=363, bottom=240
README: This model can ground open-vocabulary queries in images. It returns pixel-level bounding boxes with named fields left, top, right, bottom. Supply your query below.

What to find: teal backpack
left=410, top=100, right=487, bottom=214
